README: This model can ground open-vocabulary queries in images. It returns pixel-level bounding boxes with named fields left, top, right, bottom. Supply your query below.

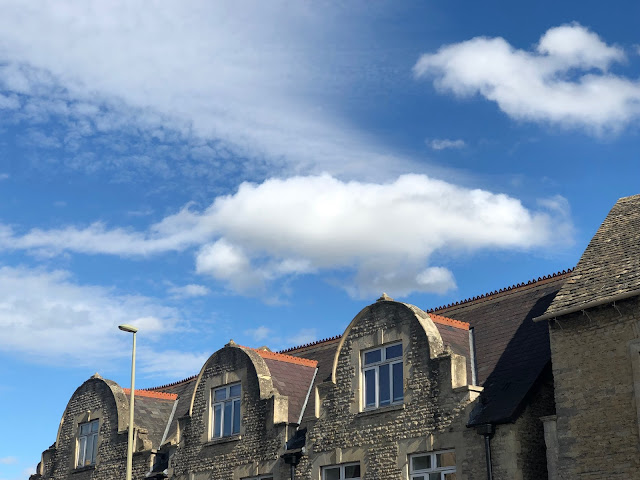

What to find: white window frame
left=409, top=450, right=456, bottom=480
left=244, top=476, right=273, bottom=480
left=76, top=419, right=99, bottom=468
left=211, top=383, right=241, bottom=439
left=362, top=342, right=403, bottom=409
left=321, top=462, right=361, bottom=480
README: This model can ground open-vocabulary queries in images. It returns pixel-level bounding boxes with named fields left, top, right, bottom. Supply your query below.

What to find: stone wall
left=169, top=346, right=291, bottom=480
left=296, top=300, right=486, bottom=480
left=40, top=376, right=152, bottom=480
left=549, top=295, right=640, bottom=478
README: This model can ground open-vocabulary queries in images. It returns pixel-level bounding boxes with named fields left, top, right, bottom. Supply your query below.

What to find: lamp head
left=118, top=324, right=138, bottom=333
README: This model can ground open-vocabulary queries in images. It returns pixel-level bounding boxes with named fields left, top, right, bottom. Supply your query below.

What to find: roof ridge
left=123, top=388, right=178, bottom=400
left=428, top=312, right=470, bottom=330
left=145, top=374, right=198, bottom=392
left=245, top=346, right=318, bottom=367
left=428, top=268, right=574, bottom=313
left=277, top=334, right=342, bottom=354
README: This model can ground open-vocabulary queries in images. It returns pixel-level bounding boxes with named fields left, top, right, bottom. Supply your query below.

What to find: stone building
left=31, top=194, right=640, bottom=480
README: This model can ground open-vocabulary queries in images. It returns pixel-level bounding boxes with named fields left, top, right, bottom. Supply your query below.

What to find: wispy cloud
left=0, top=174, right=573, bottom=298
left=0, top=457, right=18, bottom=465
left=0, top=265, right=181, bottom=370
left=244, top=326, right=273, bottom=343
left=168, top=283, right=210, bottom=299
left=414, top=23, right=640, bottom=133
left=427, top=138, right=466, bottom=150
left=0, top=1, right=416, bottom=181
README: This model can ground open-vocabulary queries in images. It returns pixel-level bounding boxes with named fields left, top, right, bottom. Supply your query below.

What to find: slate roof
left=433, top=272, right=570, bottom=425
left=148, top=376, right=198, bottom=445
left=541, top=194, right=640, bottom=319
left=430, top=314, right=472, bottom=384
left=123, top=389, right=178, bottom=449
left=282, top=336, right=342, bottom=425
left=251, top=348, right=317, bottom=424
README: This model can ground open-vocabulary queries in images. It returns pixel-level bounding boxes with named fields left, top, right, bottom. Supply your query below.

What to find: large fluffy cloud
left=414, top=24, right=640, bottom=132
left=0, top=174, right=572, bottom=298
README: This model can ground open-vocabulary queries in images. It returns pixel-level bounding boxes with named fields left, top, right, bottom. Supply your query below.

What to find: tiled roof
left=251, top=347, right=318, bottom=368
left=123, top=388, right=177, bottom=400
left=429, top=313, right=470, bottom=330
left=435, top=272, right=570, bottom=425
left=541, top=194, right=640, bottom=319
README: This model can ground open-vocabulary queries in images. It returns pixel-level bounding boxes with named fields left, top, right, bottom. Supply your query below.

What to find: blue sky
left=1, top=1, right=639, bottom=478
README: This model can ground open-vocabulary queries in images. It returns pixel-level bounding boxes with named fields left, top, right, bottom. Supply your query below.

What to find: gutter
left=533, top=288, right=640, bottom=322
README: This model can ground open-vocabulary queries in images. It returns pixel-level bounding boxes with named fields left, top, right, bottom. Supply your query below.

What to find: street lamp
left=119, top=324, right=138, bottom=480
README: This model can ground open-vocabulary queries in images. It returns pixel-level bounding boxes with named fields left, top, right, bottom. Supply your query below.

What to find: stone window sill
left=358, top=403, right=405, bottom=417
left=205, top=434, right=242, bottom=446
left=72, top=465, right=96, bottom=474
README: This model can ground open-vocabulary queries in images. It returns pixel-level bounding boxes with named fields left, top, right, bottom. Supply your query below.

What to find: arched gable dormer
left=52, top=374, right=129, bottom=474
left=322, top=296, right=447, bottom=416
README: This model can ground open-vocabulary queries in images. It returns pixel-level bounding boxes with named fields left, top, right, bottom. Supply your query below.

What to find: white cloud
left=167, top=283, right=210, bottom=299
left=245, top=326, right=273, bottom=343
left=286, top=328, right=319, bottom=347
left=428, top=138, right=466, bottom=150
left=0, top=1, right=415, bottom=180
left=137, top=349, right=209, bottom=379
left=0, top=457, right=18, bottom=465
left=0, top=175, right=572, bottom=298
left=414, top=23, right=640, bottom=133
left=0, top=173, right=9, bottom=181
left=0, top=265, right=180, bottom=367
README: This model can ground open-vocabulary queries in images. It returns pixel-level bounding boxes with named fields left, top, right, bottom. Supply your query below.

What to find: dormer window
left=76, top=419, right=99, bottom=467
left=211, top=383, right=241, bottom=438
left=362, top=342, right=403, bottom=409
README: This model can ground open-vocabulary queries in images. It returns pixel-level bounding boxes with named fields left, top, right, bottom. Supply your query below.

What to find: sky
left=1, top=1, right=639, bottom=478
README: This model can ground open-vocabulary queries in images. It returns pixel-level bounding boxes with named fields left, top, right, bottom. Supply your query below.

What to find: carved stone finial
left=256, top=346, right=272, bottom=352
left=377, top=292, right=394, bottom=302
left=91, top=372, right=102, bottom=379
left=226, top=339, right=237, bottom=347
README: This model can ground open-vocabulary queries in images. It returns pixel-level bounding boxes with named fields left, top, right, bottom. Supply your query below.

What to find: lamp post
left=119, top=324, right=138, bottom=480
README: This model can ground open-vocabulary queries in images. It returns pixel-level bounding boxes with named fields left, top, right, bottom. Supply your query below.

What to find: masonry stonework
left=549, top=296, right=640, bottom=479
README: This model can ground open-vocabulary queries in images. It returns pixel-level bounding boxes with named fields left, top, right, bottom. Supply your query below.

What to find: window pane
left=78, top=436, right=87, bottom=466
left=91, top=434, right=98, bottom=463
left=411, top=476, right=425, bottom=480
left=436, top=452, right=456, bottom=468
left=91, top=420, right=99, bottom=433
left=364, top=369, right=376, bottom=407
left=80, top=423, right=90, bottom=435
left=392, top=362, right=403, bottom=402
left=411, top=455, right=431, bottom=472
left=379, top=363, right=390, bottom=406
left=444, top=474, right=456, bottom=480
left=428, top=474, right=440, bottom=480
left=344, top=464, right=360, bottom=478
left=386, top=344, right=402, bottom=359
left=213, top=404, right=222, bottom=437
left=324, top=467, right=341, bottom=480
left=233, top=399, right=241, bottom=434
left=215, top=388, right=227, bottom=401
left=364, top=349, right=381, bottom=365
left=223, top=401, right=233, bottom=436
left=85, top=432, right=94, bottom=466
left=230, top=384, right=241, bottom=398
